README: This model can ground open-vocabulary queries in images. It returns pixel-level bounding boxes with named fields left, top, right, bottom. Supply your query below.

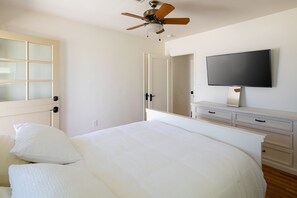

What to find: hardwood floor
left=263, top=165, right=297, bottom=198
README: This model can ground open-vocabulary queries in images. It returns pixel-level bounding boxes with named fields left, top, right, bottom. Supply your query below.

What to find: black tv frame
left=206, top=49, right=272, bottom=88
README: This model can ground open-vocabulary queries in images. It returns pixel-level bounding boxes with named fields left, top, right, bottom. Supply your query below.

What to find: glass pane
left=29, top=82, right=52, bottom=100
left=0, top=39, right=26, bottom=59
left=29, top=63, right=52, bottom=80
left=0, top=83, right=26, bottom=102
left=0, top=61, right=26, bottom=80
left=29, top=43, right=52, bottom=61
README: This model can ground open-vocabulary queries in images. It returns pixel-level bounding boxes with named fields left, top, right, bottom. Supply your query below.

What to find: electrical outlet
left=92, top=120, right=99, bottom=128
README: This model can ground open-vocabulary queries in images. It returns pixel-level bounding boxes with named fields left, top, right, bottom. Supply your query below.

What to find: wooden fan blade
left=126, top=23, right=148, bottom=30
left=163, top=18, right=190, bottom=25
left=122, top=12, right=146, bottom=20
left=155, top=3, right=175, bottom=19
left=156, top=28, right=165, bottom=34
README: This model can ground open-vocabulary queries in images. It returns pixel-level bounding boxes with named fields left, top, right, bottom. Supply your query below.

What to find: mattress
left=71, top=120, right=266, bottom=198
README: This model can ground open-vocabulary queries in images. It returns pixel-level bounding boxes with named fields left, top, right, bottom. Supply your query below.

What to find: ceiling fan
left=122, top=0, right=190, bottom=36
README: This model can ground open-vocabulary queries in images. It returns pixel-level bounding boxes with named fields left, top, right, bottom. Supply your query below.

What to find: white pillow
left=10, top=123, right=81, bottom=164
left=0, top=187, right=11, bottom=198
left=0, top=135, right=28, bottom=187
left=9, top=164, right=116, bottom=198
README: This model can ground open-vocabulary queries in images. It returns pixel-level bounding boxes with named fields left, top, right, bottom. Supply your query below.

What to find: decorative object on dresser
left=191, top=101, right=297, bottom=176
left=227, top=86, right=241, bottom=107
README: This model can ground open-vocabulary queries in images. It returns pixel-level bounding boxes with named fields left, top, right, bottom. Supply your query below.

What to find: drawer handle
left=208, top=111, right=216, bottom=114
left=255, top=119, right=266, bottom=123
left=262, top=149, right=266, bottom=153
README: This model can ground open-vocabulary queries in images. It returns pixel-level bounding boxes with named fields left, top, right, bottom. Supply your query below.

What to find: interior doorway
left=143, top=53, right=194, bottom=119
left=171, top=54, right=194, bottom=117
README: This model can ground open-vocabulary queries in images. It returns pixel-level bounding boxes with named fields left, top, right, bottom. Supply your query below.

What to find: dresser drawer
left=197, top=107, right=231, bottom=123
left=264, top=131, right=292, bottom=149
left=262, top=145, right=293, bottom=167
left=239, top=125, right=293, bottom=149
left=236, top=113, right=293, bottom=132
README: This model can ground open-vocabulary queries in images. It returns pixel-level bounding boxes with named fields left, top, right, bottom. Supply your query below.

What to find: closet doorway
left=171, top=54, right=194, bottom=117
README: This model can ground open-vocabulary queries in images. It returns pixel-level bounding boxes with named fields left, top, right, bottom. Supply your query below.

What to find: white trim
left=166, top=57, right=170, bottom=112
left=142, top=52, right=148, bottom=120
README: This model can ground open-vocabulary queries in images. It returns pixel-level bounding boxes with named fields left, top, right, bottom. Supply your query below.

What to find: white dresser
left=191, top=101, right=297, bottom=175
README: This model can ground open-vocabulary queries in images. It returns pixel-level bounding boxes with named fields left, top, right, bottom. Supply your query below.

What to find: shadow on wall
left=0, top=3, right=30, bottom=28
left=271, top=48, right=280, bottom=87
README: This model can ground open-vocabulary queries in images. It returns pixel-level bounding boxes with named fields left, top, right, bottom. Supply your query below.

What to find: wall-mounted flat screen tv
left=206, top=49, right=272, bottom=87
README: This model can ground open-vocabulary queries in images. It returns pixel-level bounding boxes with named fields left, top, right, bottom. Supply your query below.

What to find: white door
left=143, top=53, right=170, bottom=119
left=0, top=30, right=59, bottom=135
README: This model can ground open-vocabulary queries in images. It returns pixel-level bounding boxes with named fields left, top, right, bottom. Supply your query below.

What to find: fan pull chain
left=159, top=34, right=161, bottom=41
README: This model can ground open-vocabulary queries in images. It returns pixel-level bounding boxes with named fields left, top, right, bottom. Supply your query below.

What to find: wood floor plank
left=263, top=165, right=297, bottom=198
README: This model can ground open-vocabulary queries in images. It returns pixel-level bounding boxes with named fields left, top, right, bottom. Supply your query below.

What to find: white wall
left=165, top=8, right=297, bottom=112
left=0, top=5, right=164, bottom=136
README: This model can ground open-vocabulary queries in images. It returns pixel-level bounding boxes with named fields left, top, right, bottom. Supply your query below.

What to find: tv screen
left=206, top=49, right=272, bottom=87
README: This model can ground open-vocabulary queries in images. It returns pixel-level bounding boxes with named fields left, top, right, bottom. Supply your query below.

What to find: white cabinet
left=191, top=101, right=297, bottom=175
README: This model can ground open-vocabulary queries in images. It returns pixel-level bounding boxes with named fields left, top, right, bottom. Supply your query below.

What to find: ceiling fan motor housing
left=144, top=9, right=158, bottom=20
left=144, top=1, right=163, bottom=23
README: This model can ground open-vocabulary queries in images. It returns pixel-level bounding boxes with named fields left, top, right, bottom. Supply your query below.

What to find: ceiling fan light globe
left=146, top=23, right=163, bottom=32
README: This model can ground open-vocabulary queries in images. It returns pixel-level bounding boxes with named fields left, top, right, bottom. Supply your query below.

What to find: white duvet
left=71, top=121, right=266, bottom=198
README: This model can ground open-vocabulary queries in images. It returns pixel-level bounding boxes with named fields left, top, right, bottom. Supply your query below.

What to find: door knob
left=51, top=106, right=59, bottom=113
left=145, top=93, right=149, bottom=101
left=149, top=94, right=155, bottom=101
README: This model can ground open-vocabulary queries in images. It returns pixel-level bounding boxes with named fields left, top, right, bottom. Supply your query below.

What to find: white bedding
left=9, top=163, right=116, bottom=198
left=71, top=121, right=266, bottom=198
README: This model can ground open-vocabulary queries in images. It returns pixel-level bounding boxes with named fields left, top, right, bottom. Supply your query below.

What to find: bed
left=0, top=109, right=266, bottom=198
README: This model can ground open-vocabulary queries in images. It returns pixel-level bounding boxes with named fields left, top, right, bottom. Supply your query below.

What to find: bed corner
left=146, top=108, right=266, bottom=167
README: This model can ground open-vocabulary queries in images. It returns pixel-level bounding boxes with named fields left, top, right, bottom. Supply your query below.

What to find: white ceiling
left=1, top=0, right=297, bottom=41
